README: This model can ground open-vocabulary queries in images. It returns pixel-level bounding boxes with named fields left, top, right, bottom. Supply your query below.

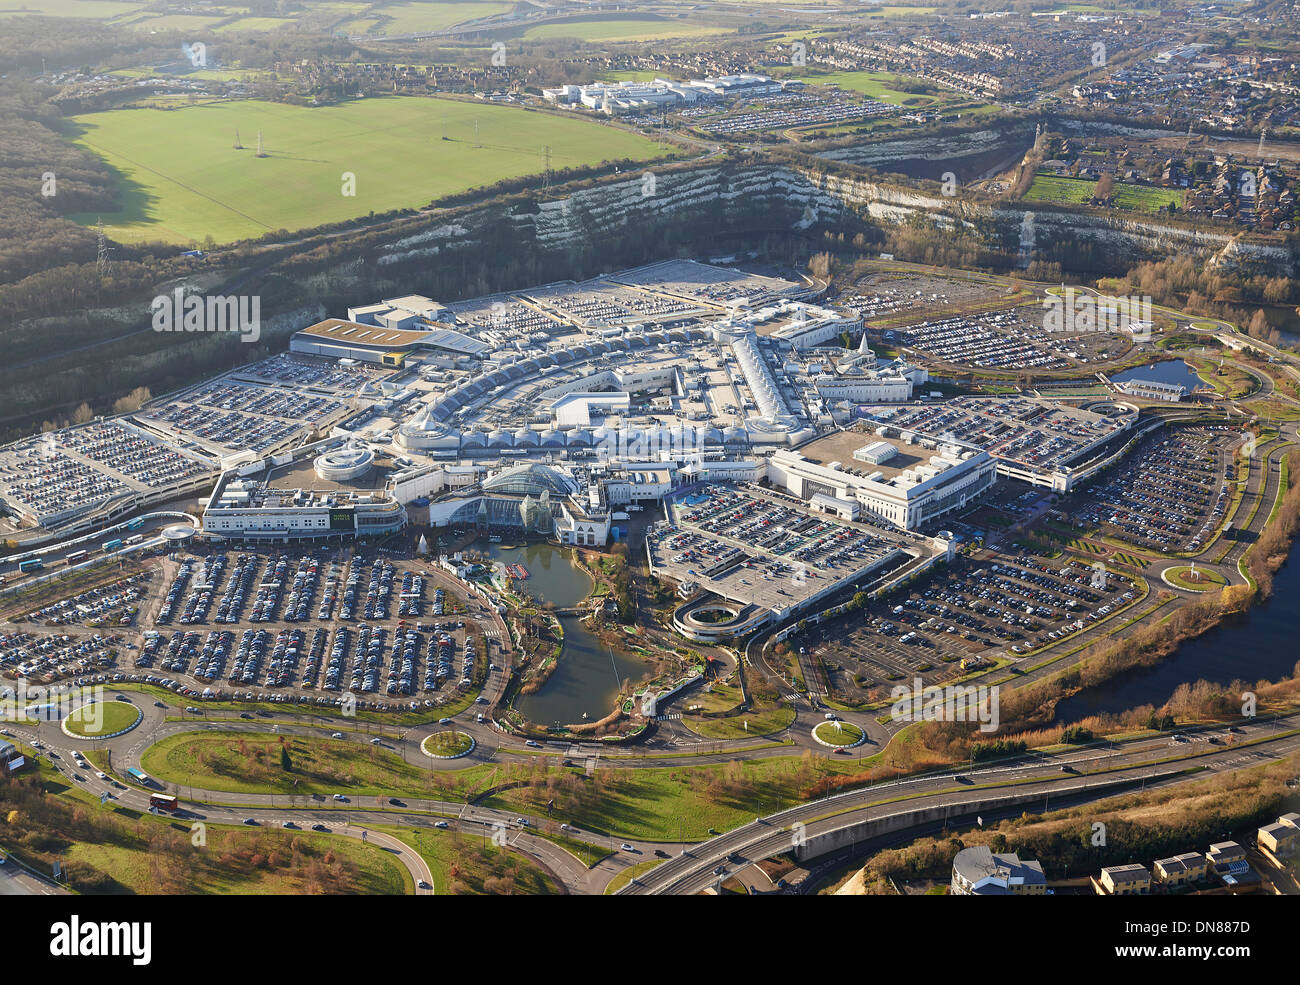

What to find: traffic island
left=1161, top=565, right=1228, bottom=593
left=61, top=701, right=142, bottom=740
left=811, top=720, right=866, bottom=748
left=421, top=731, right=476, bottom=760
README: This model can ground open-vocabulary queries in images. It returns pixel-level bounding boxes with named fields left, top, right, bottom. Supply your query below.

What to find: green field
left=865, top=5, right=937, bottom=14
left=125, top=12, right=230, bottom=31
left=483, top=754, right=871, bottom=841
left=0, top=0, right=371, bottom=34
left=605, top=857, right=665, bottom=893
left=0, top=0, right=145, bottom=19
left=68, top=96, right=670, bottom=245
left=793, top=70, right=944, bottom=107
left=358, top=0, right=513, bottom=35
left=215, top=15, right=296, bottom=32
left=684, top=704, right=795, bottom=740
left=602, top=69, right=666, bottom=83
left=64, top=701, right=140, bottom=737
left=1026, top=173, right=1183, bottom=213
left=70, top=823, right=410, bottom=894
left=372, top=825, right=560, bottom=894
left=141, top=731, right=450, bottom=797
left=521, top=16, right=727, bottom=42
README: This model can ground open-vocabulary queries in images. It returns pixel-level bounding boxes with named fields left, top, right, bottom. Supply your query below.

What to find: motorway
left=619, top=713, right=1300, bottom=894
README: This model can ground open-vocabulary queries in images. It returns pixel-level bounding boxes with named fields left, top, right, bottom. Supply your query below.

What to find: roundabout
left=1161, top=564, right=1228, bottom=593
left=421, top=730, right=477, bottom=759
left=811, top=719, right=866, bottom=748
left=61, top=700, right=142, bottom=740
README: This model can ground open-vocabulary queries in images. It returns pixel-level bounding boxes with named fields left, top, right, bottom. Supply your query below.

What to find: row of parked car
left=155, top=562, right=193, bottom=625
left=282, top=556, right=321, bottom=623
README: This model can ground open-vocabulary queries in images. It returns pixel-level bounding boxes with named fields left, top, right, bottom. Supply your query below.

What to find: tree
left=280, top=743, right=292, bottom=772
left=112, top=386, right=151, bottom=415
left=72, top=402, right=94, bottom=424
left=808, top=251, right=832, bottom=280
left=1094, top=172, right=1114, bottom=203
left=1247, top=308, right=1270, bottom=338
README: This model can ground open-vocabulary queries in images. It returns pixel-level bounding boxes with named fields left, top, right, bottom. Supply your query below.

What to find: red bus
left=149, top=794, right=179, bottom=812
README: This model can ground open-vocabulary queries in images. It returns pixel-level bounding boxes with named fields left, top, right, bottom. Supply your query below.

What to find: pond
left=479, top=540, right=651, bottom=727
left=1109, top=358, right=1203, bottom=392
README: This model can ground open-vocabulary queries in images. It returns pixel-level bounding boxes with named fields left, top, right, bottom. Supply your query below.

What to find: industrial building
left=542, top=74, right=782, bottom=115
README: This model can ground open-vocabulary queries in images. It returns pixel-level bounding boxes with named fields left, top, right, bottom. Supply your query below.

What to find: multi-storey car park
left=853, top=396, right=1141, bottom=492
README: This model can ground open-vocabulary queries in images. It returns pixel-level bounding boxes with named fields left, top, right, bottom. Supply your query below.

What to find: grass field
left=604, top=857, right=665, bottom=893
left=684, top=703, right=795, bottom=740
left=69, top=823, right=411, bottom=894
left=141, top=731, right=449, bottom=797
left=371, top=824, right=560, bottom=894
left=602, top=69, right=666, bottom=83
left=360, top=0, right=514, bottom=35
left=125, top=12, right=230, bottom=31
left=1186, top=356, right=1256, bottom=398
left=63, top=701, right=140, bottom=737
left=790, top=70, right=942, bottom=107
left=521, top=16, right=727, bottom=42
left=0, top=0, right=144, bottom=18
left=0, top=0, right=375, bottom=34
left=482, top=754, right=867, bottom=841
left=68, top=96, right=669, bottom=245
left=215, top=15, right=297, bottom=32
left=1025, top=173, right=1183, bottom=213
left=1249, top=399, right=1300, bottom=422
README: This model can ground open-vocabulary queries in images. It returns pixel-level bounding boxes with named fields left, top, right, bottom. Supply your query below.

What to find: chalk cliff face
left=362, top=155, right=1294, bottom=279
left=815, top=122, right=1039, bottom=169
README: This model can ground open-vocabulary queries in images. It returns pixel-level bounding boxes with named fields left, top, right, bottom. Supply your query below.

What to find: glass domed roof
left=481, top=463, right=579, bottom=498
